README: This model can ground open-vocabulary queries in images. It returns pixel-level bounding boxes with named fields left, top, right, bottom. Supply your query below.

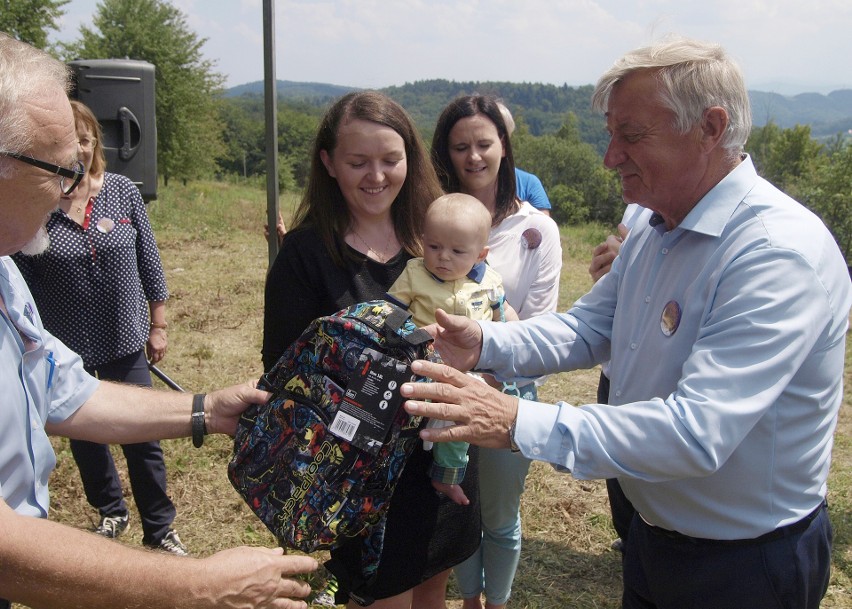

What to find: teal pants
left=453, top=383, right=536, bottom=605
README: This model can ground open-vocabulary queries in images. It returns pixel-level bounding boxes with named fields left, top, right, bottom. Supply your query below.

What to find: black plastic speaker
left=69, top=59, right=158, bottom=201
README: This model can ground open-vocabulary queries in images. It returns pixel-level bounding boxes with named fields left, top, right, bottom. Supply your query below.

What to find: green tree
left=761, top=124, right=823, bottom=191
left=513, top=113, right=620, bottom=225
left=797, top=142, right=852, bottom=266
left=548, top=184, right=589, bottom=224
left=744, top=120, right=782, bottom=177
left=278, top=106, right=319, bottom=189
left=748, top=124, right=851, bottom=267
left=64, top=0, right=224, bottom=184
left=217, top=98, right=265, bottom=178
left=217, top=96, right=321, bottom=189
left=0, top=0, right=68, bottom=48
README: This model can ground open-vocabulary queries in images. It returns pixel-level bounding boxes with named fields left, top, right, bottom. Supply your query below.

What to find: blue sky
left=52, top=0, right=852, bottom=95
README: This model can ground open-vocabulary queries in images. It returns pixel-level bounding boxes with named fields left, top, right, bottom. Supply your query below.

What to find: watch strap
left=192, top=393, right=207, bottom=448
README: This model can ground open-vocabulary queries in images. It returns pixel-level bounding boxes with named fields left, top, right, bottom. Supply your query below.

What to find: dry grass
left=43, top=180, right=851, bottom=609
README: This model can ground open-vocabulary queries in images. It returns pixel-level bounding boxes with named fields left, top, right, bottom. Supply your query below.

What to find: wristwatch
left=192, top=393, right=207, bottom=448
left=508, top=416, right=521, bottom=453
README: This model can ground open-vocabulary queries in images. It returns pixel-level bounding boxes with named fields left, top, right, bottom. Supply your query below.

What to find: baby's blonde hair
left=425, top=193, right=492, bottom=248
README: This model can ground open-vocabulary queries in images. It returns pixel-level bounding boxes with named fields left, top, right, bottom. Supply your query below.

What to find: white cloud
left=52, top=0, right=852, bottom=93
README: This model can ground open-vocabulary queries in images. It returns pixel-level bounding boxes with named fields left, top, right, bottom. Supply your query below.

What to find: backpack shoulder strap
left=382, top=304, right=432, bottom=348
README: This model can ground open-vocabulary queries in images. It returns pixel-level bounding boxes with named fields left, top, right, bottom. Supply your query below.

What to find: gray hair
left=591, top=36, right=751, bottom=157
left=0, top=33, right=71, bottom=177
left=497, top=102, right=516, bottom=137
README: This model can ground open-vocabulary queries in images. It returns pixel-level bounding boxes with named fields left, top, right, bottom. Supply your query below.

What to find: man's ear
left=319, top=149, right=336, bottom=178
left=701, top=106, right=728, bottom=152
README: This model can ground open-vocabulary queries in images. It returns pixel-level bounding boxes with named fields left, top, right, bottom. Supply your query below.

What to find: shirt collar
left=467, top=260, right=488, bottom=283
left=428, top=260, right=488, bottom=284
left=0, top=257, right=40, bottom=346
left=676, top=154, right=759, bottom=237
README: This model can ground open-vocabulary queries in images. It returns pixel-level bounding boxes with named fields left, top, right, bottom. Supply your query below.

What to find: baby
left=388, top=192, right=516, bottom=504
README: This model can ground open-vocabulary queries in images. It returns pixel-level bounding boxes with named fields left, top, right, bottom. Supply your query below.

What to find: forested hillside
left=381, top=80, right=605, bottom=150
left=227, top=78, right=852, bottom=147
left=218, top=79, right=851, bottom=267
left=216, top=79, right=850, bottom=268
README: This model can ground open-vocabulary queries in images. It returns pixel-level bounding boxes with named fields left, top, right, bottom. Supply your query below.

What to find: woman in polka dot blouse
left=12, top=100, right=187, bottom=555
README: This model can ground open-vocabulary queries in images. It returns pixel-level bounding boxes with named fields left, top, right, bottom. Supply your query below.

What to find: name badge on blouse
left=96, top=218, right=115, bottom=233
left=660, top=300, right=681, bottom=337
left=521, top=228, right=542, bottom=249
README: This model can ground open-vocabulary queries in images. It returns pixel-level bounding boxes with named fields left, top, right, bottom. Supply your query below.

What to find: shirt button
left=661, top=248, right=669, bottom=254
left=615, top=390, right=622, bottom=397
left=532, top=446, right=541, bottom=456
left=645, top=296, right=651, bottom=303
left=630, top=343, right=637, bottom=350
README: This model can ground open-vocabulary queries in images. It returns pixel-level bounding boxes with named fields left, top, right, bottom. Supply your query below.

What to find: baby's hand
left=431, top=479, right=470, bottom=505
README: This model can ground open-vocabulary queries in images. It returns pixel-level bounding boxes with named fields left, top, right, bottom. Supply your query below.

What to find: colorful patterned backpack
left=227, top=300, right=435, bottom=588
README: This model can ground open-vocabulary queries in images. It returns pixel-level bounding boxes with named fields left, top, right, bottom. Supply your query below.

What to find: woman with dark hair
left=431, top=96, right=519, bottom=229
left=432, top=95, right=562, bottom=609
left=263, top=91, right=437, bottom=367
left=263, top=90, right=481, bottom=608
left=12, top=100, right=185, bottom=555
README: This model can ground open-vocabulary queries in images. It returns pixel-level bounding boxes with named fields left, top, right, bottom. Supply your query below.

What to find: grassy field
left=43, top=179, right=851, bottom=608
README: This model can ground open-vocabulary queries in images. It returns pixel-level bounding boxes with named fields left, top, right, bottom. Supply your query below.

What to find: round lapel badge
left=96, top=217, right=115, bottom=234
left=660, top=300, right=682, bottom=337
left=521, top=228, right=542, bottom=249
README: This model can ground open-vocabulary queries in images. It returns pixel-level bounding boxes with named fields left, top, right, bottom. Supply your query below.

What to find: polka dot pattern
left=12, top=172, right=168, bottom=367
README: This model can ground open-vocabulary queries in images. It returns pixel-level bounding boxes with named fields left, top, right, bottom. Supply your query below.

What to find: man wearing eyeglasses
left=1, top=151, right=85, bottom=194
left=0, top=33, right=317, bottom=609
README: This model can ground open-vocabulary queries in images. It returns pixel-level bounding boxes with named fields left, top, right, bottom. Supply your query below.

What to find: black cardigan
left=262, top=225, right=410, bottom=371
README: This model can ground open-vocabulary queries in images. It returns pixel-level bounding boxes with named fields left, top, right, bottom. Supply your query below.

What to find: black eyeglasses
left=1, top=151, right=85, bottom=195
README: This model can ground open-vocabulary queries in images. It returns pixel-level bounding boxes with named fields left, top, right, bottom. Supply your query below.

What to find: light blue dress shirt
left=478, top=156, right=851, bottom=539
left=0, top=257, right=99, bottom=518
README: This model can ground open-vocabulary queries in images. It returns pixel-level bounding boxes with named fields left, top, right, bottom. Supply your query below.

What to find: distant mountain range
left=225, top=80, right=356, bottom=101
left=224, top=79, right=852, bottom=141
left=749, top=89, right=852, bottom=134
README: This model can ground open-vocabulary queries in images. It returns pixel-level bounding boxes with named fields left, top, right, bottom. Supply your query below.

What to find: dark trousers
left=72, top=350, right=176, bottom=545
left=623, top=503, right=832, bottom=609
left=597, top=371, right=636, bottom=543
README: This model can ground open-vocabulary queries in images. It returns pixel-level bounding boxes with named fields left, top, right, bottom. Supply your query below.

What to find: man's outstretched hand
left=425, top=309, right=484, bottom=372
left=402, top=359, right=518, bottom=449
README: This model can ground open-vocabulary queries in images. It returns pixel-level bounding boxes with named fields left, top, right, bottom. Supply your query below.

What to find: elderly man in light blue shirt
left=0, top=33, right=317, bottom=609
left=402, top=37, right=851, bottom=609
